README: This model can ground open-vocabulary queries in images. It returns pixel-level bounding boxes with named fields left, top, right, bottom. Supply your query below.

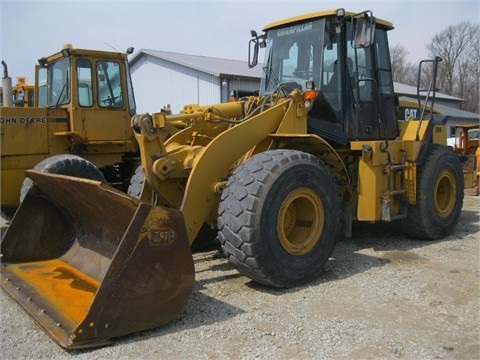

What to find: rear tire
left=218, top=149, right=340, bottom=288
left=400, top=144, right=464, bottom=239
left=20, top=154, right=106, bottom=202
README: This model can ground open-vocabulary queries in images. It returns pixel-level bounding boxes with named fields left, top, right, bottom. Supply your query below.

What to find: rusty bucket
left=1, top=170, right=195, bottom=349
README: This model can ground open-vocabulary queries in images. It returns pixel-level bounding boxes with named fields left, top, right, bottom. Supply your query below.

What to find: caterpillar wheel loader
left=1, top=46, right=140, bottom=216
left=1, top=9, right=465, bottom=349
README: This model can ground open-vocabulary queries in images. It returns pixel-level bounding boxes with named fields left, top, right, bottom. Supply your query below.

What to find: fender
left=267, top=133, right=351, bottom=186
left=180, top=99, right=291, bottom=243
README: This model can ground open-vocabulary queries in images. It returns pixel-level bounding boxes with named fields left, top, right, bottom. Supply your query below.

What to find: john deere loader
left=1, top=9, right=464, bottom=349
left=1, top=46, right=140, bottom=215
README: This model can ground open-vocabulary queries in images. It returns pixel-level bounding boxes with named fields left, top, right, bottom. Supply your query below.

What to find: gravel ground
left=1, top=195, right=479, bottom=359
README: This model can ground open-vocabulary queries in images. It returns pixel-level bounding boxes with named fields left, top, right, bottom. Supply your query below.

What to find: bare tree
left=390, top=44, right=418, bottom=86
left=427, top=21, right=480, bottom=113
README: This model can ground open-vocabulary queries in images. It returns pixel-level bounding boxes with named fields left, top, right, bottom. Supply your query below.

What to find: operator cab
left=36, top=46, right=136, bottom=116
left=250, top=9, right=398, bottom=145
left=34, top=46, right=138, bottom=144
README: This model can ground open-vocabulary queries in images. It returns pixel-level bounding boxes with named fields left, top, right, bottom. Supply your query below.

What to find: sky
left=1, top=0, right=479, bottom=83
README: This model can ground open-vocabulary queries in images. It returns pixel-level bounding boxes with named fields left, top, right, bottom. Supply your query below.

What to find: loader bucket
left=0, top=170, right=195, bottom=349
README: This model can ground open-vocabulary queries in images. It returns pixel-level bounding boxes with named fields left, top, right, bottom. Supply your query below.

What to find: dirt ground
left=0, top=195, right=479, bottom=359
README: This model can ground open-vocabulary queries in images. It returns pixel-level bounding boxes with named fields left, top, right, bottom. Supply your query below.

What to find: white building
left=129, top=49, right=261, bottom=113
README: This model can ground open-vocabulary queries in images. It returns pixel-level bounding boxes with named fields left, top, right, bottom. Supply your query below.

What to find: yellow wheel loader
left=1, top=46, right=140, bottom=214
left=1, top=9, right=465, bottom=349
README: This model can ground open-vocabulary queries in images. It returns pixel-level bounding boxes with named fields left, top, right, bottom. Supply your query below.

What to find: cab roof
left=263, top=9, right=394, bottom=31
left=40, top=46, right=129, bottom=66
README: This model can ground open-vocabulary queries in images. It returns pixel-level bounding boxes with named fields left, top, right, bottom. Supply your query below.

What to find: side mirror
left=352, top=11, right=375, bottom=48
left=248, top=30, right=266, bottom=69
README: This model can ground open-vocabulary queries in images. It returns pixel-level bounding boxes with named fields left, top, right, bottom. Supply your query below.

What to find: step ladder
left=381, top=151, right=408, bottom=221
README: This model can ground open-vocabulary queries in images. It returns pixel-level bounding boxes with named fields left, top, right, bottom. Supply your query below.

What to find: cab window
left=97, top=61, right=123, bottom=108
left=76, top=59, right=93, bottom=107
left=47, top=57, right=70, bottom=106
left=375, top=29, right=394, bottom=95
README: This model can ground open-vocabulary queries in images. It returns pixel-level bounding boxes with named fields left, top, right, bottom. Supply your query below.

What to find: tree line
left=390, top=21, right=479, bottom=114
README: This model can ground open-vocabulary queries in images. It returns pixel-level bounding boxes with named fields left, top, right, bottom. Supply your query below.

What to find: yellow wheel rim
left=277, top=187, right=324, bottom=255
left=434, top=170, right=457, bottom=217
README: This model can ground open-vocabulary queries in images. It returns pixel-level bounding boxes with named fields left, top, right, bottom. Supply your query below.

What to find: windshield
left=46, top=57, right=70, bottom=107
left=260, top=18, right=331, bottom=95
left=468, top=129, right=479, bottom=140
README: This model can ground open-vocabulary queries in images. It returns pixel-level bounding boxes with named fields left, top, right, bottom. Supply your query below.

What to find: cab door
left=346, top=24, right=398, bottom=140
left=74, top=58, right=132, bottom=142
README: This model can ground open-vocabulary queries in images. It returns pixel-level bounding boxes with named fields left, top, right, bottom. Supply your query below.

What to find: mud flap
left=0, top=170, right=195, bottom=349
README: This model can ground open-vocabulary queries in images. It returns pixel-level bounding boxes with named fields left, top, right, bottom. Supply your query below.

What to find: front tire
left=218, top=149, right=340, bottom=288
left=400, top=144, right=464, bottom=239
